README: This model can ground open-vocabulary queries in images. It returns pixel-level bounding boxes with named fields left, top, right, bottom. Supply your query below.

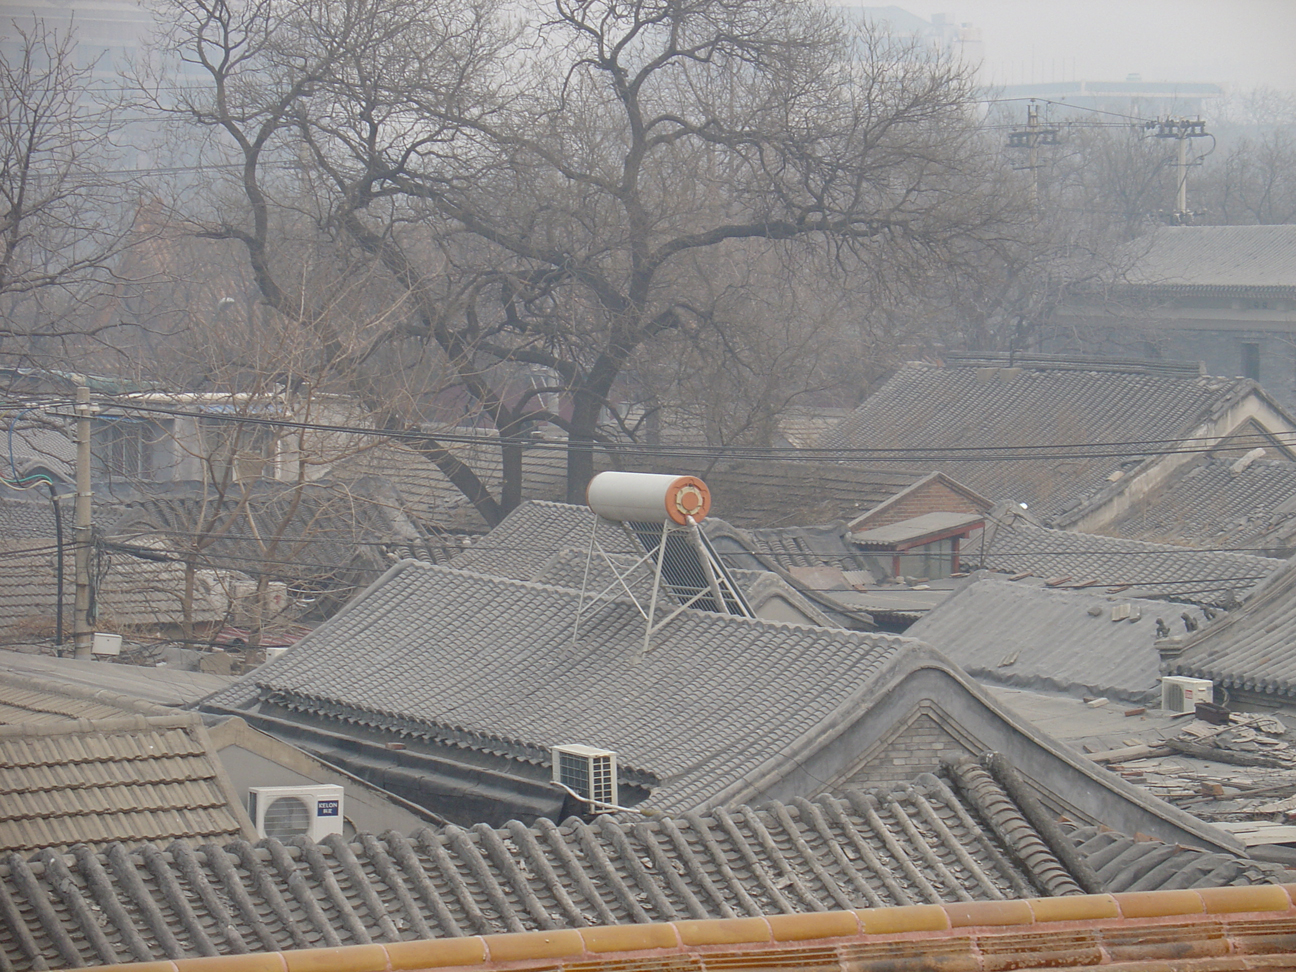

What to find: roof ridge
left=940, top=352, right=1206, bottom=379
left=0, top=669, right=176, bottom=718
left=0, top=711, right=200, bottom=738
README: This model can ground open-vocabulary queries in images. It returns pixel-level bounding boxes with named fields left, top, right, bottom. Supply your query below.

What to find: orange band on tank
left=665, top=476, right=711, bottom=524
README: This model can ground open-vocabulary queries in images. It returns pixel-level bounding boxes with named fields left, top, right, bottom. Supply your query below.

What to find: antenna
left=573, top=472, right=755, bottom=654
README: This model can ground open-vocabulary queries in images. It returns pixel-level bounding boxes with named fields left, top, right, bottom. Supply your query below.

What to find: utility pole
left=73, top=384, right=93, bottom=658
left=1007, top=101, right=1059, bottom=206
left=1147, top=117, right=1209, bottom=223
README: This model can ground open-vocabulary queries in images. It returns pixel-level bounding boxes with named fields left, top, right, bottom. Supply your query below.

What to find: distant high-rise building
left=849, top=6, right=985, bottom=73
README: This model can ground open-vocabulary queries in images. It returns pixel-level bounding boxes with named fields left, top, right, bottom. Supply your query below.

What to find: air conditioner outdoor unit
left=552, top=745, right=617, bottom=811
left=1161, top=676, right=1213, bottom=714
left=247, top=784, right=344, bottom=841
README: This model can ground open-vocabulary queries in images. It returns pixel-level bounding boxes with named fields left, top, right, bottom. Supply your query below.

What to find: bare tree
left=0, top=22, right=138, bottom=371
left=149, top=0, right=1014, bottom=519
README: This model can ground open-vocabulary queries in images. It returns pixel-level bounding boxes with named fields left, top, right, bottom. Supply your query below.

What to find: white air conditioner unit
left=1161, top=676, right=1213, bottom=714
left=248, top=784, right=344, bottom=841
left=552, top=745, right=618, bottom=811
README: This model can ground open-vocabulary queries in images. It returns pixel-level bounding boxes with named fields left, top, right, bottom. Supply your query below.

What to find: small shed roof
left=852, top=512, right=984, bottom=547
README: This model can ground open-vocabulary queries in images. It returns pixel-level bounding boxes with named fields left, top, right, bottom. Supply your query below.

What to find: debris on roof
left=1164, top=556, right=1296, bottom=704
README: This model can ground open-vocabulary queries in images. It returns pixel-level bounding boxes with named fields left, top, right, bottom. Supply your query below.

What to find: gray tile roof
left=333, top=438, right=569, bottom=532
left=814, top=354, right=1276, bottom=522
left=203, top=560, right=914, bottom=813
left=905, top=576, right=1211, bottom=702
left=706, top=520, right=875, bottom=572
left=622, top=457, right=927, bottom=529
left=1165, top=557, right=1296, bottom=701
left=1, top=763, right=1283, bottom=971
left=0, top=705, right=251, bottom=854
left=450, top=500, right=638, bottom=580
left=977, top=509, right=1283, bottom=608
left=106, top=482, right=428, bottom=612
left=453, top=502, right=876, bottom=630
left=1061, top=823, right=1286, bottom=891
left=1100, top=454, right=1296, bottom=554
left=0, top=670, right=173, bottom=724
left=0, top=649, right=234, bottom=709
left=0, top=499, right=59, bottom=539
left=0, top=538, right=230, bottom=639
left=3, top=423, right=74, bottom=483
left=1122, top=225, right=1296, bottom=293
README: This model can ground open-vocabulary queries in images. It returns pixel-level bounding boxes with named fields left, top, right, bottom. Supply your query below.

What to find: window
left=896, top=538, right=956, bottom=580
left=92, top=418, right=169, bottom=482
left=199, top=417, right=275, bottom=484
left=1241, top=343, right=1261, bottom=380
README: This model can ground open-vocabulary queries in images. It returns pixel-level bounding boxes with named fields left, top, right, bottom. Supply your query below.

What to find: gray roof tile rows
left=4, top=424, right=74, bottom=483
left=904, top=576, right=1211, bottom=702
left=0, top=650, right=234, bottom=709
left=815, top=354, right=1271, bottom=522
left=0, top=678, right=164, bottom=725
left=106, top=481, right=423, bottom=604
left=694, top=506, right=1279, bottom=610
left=0, top=711, right=249, bottom=854
left=706, top=520, right=876, bottom=573
left=1122, top=225, right=1296, bottom=292
left=1064, top=825, right=1281, bottom=891
left=979, top=511, right=1283, bottom=608
left=451, top=502, right=871, bottom=630
left=1166, top=557, right=1296, bottom=701
left=450, top=500, right=638, bottom=580
left=0, top=499, right=60, bottom=540
left=0, top=539, right=229, bottom=637
left=334, top=438, right=569, bottom=532
left=1, top=766, right=1284, bottom=971
left=204, top=560, right=913, bottom=812
left=1100, top=455, right=1296, bottom=554
left=621, top=457, right=927, bottom=529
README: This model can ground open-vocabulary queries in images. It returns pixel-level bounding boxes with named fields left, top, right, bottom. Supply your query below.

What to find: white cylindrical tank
left=586, top=471, right=711, bottom=524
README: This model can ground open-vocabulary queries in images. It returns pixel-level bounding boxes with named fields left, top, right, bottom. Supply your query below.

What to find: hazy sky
left=934, top=0, right=1296, bottom=93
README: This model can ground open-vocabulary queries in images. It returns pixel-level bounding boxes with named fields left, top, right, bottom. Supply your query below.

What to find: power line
left=31, top=395, right=1296, bottom=463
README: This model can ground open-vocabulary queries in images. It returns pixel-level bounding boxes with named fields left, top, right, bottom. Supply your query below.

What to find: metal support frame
left=572, top=513, right=753, bottom=654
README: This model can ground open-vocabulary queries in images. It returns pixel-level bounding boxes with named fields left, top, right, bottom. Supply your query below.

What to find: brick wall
left=853, top=481, right=985, bottom=530
left=840, top=709, right=973, bottom=789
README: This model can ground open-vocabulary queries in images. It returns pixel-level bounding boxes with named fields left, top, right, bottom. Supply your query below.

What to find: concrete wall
left=1051, top=295, right=1296, bottom=413
left=210, top=717, right=434, bottom=838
